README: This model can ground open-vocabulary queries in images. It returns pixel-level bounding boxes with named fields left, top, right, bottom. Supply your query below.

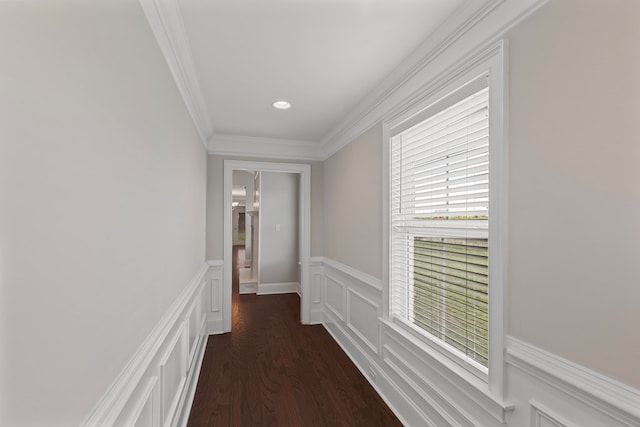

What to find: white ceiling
left=177, top=0, right=467, bottom=144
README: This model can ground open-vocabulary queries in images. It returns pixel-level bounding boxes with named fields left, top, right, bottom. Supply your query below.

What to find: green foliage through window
left=412, top=237, right=488, bottom=367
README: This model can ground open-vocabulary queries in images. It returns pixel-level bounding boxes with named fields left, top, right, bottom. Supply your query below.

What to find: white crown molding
left=139, top=0, right=213, bottom=149
left=507, top=336, right=640, bottom=426
left=208, top=134, right=325, bottom=161
left=140, top=0, right=549, bottom=161
left=320, top=0, right=549, bottom=160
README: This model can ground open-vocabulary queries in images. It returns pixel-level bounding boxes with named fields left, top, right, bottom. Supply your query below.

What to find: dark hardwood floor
left=188, top=246, right=402, bottom=426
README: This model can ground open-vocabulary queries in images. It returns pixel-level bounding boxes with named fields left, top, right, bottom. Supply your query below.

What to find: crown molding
left=208, top=134, right=325, bottom=161
left=140, top=0, right=549, bottom=160
left=320, top=0, right=549, bottom=160
left=139, top=0, right=213, bottom=149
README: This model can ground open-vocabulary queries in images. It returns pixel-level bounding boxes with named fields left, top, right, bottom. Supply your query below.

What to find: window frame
left=382, top=41, right=508, bottom=398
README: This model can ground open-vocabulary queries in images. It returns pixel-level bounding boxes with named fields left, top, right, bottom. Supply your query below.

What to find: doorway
left=223, top=160, right=311, bottom=333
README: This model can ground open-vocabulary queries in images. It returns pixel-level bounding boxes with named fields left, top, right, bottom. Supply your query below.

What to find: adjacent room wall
left=0, top=1, right=207, bottom=425
left=324, top=123, right=383, bottom=279
left=206, top=155, right=324, bottom=260
left=506, top=0, right=640, bottom=388
left=259, top=172, right=300, bottom=284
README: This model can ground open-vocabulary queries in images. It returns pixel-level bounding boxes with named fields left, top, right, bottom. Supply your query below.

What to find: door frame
left=223, top=160, right=311, bottom=332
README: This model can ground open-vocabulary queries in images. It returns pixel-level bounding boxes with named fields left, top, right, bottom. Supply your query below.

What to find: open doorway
left=223, top=160, right=311, bottom=333
left=231, top=170, right=255, bottom=288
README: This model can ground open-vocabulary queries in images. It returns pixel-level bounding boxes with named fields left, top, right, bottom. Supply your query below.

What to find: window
left=390, top=76, right=491, bottom=375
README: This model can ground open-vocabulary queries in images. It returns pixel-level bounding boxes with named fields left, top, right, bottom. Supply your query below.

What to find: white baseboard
left=318, top=257, right=640, bottom=427
left=82, top=264, right=209, bottom=427
left=257, top=282, right=298, bottom=295
left=309, top=307, right=323, bottom=325
left=207, top=318, right=224, bottom=335
left=239, top=282, right=257, bottom=294
left=323, top=317, right=427, bottom=427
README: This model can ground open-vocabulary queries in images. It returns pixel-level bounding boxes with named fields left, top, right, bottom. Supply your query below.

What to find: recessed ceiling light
left=272, top=100, right=291, bottom=110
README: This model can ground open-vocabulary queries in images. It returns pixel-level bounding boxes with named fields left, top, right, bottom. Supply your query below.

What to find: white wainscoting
left=318, top=258, right=640, bottom=427
left=82, top=264, right=209, bottom=427
left=206, top=260, right=224, bottom=334
left=309, top=257, right=324, bottom=324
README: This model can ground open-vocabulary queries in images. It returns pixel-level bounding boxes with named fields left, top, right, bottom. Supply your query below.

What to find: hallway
left=187, top=246, right=401, bottom=426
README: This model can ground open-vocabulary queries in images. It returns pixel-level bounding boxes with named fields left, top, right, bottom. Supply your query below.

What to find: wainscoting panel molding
left=82, top=264, right=209, bottom=427
left=159, top=324, right=187, bottom=426
left=206, top=260, right=224, bottom=334
left=324, top=274, right=346, bottom=322
left=316, top=258, right=640, bottom=427
left=530, top=401, right=572, bottom=427
left=507, top=337, right=640, bottom=427
left=309, top=257, right=325, bottom=324
left=121, top=376, right=159, bottom=427
left=346, top=287, right=380, bottom=355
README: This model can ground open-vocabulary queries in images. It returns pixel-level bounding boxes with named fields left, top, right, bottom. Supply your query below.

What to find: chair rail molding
left=81, top=264, right=209, bottom=427
left=507, top=337, right=640, bottom=427
left=314, top=257, right=640, bottom=427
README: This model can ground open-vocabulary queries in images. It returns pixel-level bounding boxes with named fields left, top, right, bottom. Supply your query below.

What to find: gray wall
left=505, top=0, right=640, bottom=388
left=324, top=123, right=383, bottom=279
left=206, top=155, right=324, bottom=260
left=321, top=0, right=640, bottom=390
left=0, top=1, right=207, bottom=425
left=259, top=172, right=300, bottom=284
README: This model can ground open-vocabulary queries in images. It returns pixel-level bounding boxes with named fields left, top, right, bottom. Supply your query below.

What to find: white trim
left=320, top=0, right=547, bottom=160
left=256, top=282, right=298, bottom=295
left=323, top=258, right=383, bottom=292
left=206, top=261, right=224, bottom=335
left=184, top=301, right=198, bottom=369
left=140, top=0, right=548, bottom=161
left=321, top=0, right=501, bottom=158
left=383, top=39, right=508, bottom=400
left=382, top=318, right=513, bottom=423
left=507, top=337, right=640, bottom=426
left=530, top=400, right=574, bottom=427
left=346, top=287, right=381, bottom=355
left=124, top=376, right=158, bottom=427
left=322, top=319, right=430, bottom=427
left=81, top=264, right=208, bottom=426
left=138, top=0, right=213, bottom=148
left=158, top=323, right=187, bottom=427
left=320, top=255, right=513, bottom=425
left=239, top=282, right=257, bottom=294
left=324, top=274, right=346, bottom=322
left=317, top=258, right=640, bottom=427
left=383, top=345, right=476, bottom=426
left=175, top=323, right=207, bottom=427
left=208, top=134, right=324, bottom=161
left=224, top=160, right=312, bottom=330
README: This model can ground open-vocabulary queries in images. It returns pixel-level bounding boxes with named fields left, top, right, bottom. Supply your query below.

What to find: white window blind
left=390, top=79, right=490, bottom=370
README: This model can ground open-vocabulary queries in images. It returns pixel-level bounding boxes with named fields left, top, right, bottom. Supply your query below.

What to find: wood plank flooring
left=188, top=246, right=402, bottom=426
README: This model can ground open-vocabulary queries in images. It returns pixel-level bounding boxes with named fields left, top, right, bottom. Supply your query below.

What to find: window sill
left=380, top=317, right=514, bottom=423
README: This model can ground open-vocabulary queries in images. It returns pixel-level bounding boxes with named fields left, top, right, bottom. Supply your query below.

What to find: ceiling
left=176, top=0, right=468, bottom=145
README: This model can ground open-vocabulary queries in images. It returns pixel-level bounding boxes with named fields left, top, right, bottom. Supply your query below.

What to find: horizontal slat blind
left=390, top=83, right=490, bottom=369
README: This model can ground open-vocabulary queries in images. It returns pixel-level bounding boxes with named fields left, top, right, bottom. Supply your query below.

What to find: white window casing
left=383, top=41, right=508, bottom=400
